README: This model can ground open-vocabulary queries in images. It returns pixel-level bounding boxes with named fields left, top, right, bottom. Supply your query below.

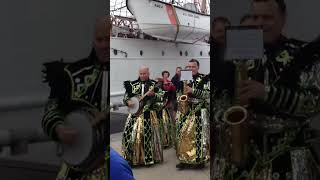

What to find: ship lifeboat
left=126, top=0, right=210, bottom=43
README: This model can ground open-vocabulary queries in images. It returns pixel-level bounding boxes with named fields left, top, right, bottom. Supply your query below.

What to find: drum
left=58, top=109, right=105, bottom=171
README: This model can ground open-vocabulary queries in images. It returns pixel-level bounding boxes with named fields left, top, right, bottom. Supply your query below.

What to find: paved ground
left=111, top=132, right=210, bottom=180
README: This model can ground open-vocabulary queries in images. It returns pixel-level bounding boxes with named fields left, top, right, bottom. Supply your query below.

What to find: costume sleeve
left=123, top=81, right=132, bottom=106
left=41, top=61, right=70, bottom=141
left=148, top=84, right=166, bottom=111
left=192, top=76, right=210, bottom=99
left=262, top=61, right=320, bottom=118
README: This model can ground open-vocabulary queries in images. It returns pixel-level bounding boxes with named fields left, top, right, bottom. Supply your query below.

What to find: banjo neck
left=138, top=85, right=155, bottom=102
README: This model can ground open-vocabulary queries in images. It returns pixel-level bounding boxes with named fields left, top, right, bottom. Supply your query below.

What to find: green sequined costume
left=176, top=73, right=210, bottom=165
left=122, top=78, right=166, bottom=166
left=212, top=36, right=320, bottom=180
left=157, top=107, right=173, bottom=148
left=42, top=50, right=107, bottom=180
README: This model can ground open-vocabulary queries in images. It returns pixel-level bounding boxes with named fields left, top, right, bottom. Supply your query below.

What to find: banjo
left=128, top=87, right=154, bottom=116
left=58, top=67, right=108, bottom=171
left=57, top=108, right=105, bottom=171
left=128, top=82, right=162, bottom=116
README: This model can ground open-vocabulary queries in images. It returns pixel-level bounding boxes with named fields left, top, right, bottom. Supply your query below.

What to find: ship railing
left=0, top=92, right=125, bottom=155
left=0, top=128, right=50, bottom=155
left=0, top=91, right=208, bottom=155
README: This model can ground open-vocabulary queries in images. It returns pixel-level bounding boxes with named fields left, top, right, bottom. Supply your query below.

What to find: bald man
left=122, top=66, right=166, bottom=166
left=41, top=17, right=109, bottom=180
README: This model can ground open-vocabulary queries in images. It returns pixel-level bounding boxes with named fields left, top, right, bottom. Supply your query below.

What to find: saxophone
left=223, top=60, right=249, bottom=168
left=178, top=80, right=189, bottom=114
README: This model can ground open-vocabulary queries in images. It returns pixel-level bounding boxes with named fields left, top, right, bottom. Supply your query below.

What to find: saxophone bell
left=178, top=81, right=189, bottom=114
left=223, top=106, right=247, bottom=125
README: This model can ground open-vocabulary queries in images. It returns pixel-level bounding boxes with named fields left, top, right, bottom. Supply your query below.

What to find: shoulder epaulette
left=123, top=80, right=132, bottom=94
left=42, top=59, right=68, bottom=84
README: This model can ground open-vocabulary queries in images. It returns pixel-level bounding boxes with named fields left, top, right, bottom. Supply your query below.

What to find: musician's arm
left=148, top=87, right=167, bottom=111
left=262, top=61, right=320, bottom=117
left=123, top=92, right=130, bottom=106
left=42, top=98, right=65, bottom=141
left=192, top=82, right=210, bottom=99
left=154, top=88, right=166, bottom=102
left=41, top=63, right=69, bottom=141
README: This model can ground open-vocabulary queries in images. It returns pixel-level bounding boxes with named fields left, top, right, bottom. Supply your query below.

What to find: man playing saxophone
left=212, top=0, right=320, bottom=179
left=176, top=59, right=210, bottom=169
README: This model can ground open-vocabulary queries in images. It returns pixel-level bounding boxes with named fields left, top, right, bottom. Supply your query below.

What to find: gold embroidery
left=276, top=50, right=294, bottom=66
left=74, top=69, right=98, bottom=98
left=132, top=82, right=141, bottom=94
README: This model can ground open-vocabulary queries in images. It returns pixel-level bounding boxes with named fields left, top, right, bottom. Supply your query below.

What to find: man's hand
left=239, top=80, right=266, bottom=106
left=91, top=111, right=107, bottom=126
left=146, top=90, right=155, bottom=97
left=186, top=86, right=193, bottom=94
left=55, top=124, right=77, bottom=145
left=127, top=100, right=135, bottom=108
left=156, top=77, right=163, bottom=82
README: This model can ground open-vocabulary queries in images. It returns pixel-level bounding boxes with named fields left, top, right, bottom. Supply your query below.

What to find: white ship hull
left=110, top=37, right=210, bottom=109
left=126, top=0, right=210, bottom=43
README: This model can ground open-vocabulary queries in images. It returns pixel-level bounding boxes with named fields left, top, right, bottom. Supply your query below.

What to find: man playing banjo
left=41, top=17, right=109, bottom=180
left=122, top=65, right=166, bottom=166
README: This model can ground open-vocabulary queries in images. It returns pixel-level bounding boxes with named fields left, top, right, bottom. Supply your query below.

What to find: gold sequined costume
left=176, top=73, right=210, bottom=165
left=122, top=79, right=166, bottom=166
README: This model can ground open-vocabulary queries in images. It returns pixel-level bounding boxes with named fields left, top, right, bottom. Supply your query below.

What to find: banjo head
left=128, top=97, right=140, bottom=114
left=61, top=110, right=94, bottom=166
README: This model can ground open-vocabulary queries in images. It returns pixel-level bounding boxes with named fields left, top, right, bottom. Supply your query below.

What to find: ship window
left=140, top=50, right=143, bottom=56
left=180, top=51, right=182, bottom=56
left=185, top=51, right=188, bottom=56
left=114, top=49, right=117, bottom=56
left=162, top=50, right=165, bottom=56
left=200, top=51, right=203, bottom=56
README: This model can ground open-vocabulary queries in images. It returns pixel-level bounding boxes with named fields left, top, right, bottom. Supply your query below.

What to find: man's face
left=93, top=19, right=110, bottom=63
left=212, top=21, right=229, bottom=45
left=176, top=68, right=181, bottom=76
left=251, top=0, right=285, bottom=44
left=139, top=68, right=149, bottom=81
left=187, top=62, right=199, bottom=75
